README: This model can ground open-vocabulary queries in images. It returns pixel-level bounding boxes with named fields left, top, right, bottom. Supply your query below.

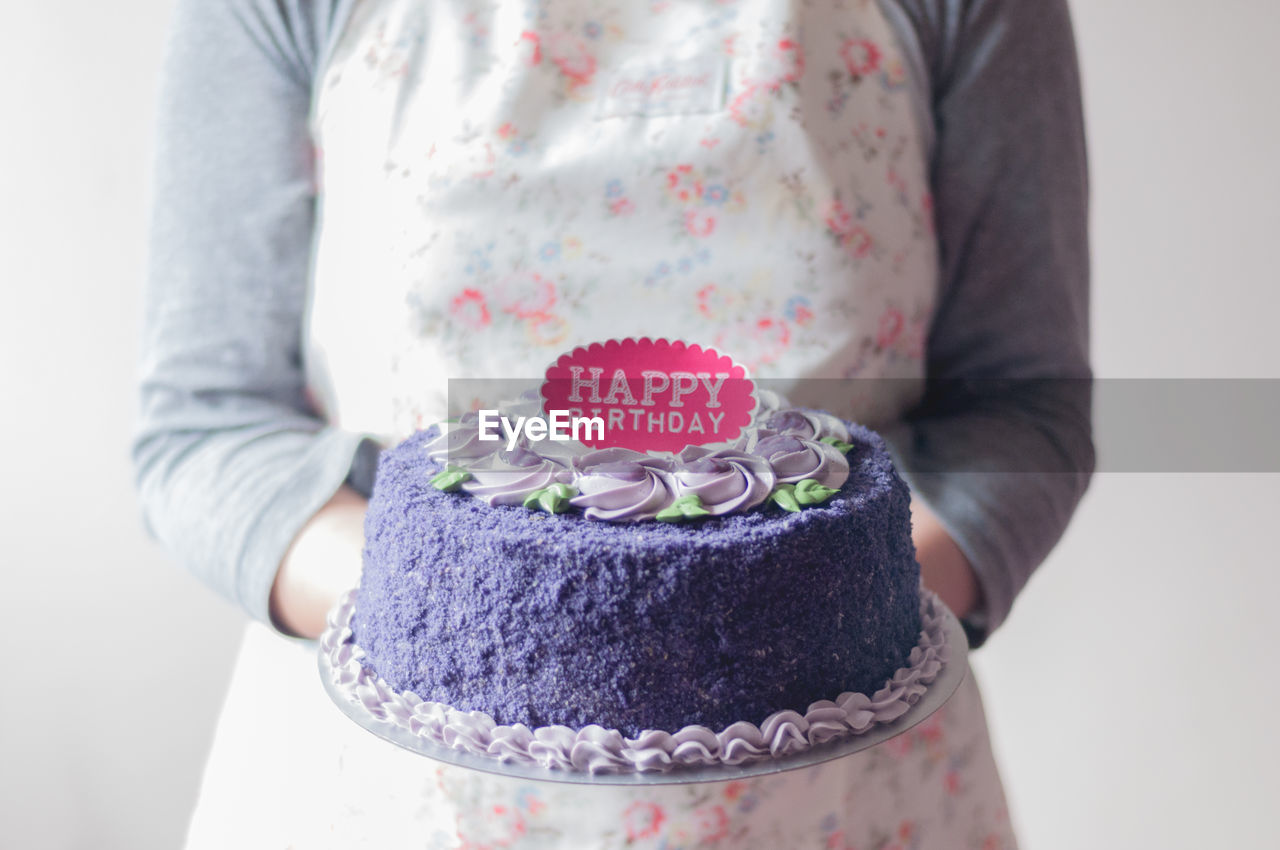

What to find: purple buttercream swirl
left=569, top=449, right=677, bottom=521
left=320, top=589, right=950, bottom=775
left=422, top=412, right=497, bottom=465
left=672, top=447, right=776, bottom=515
left=460, top=446, right=573, bottom=506
left=749, top=434, right=850, bottom=489
left=423, top=396, right=859, bottom=519
left=760, top=408, right=851, bottom=443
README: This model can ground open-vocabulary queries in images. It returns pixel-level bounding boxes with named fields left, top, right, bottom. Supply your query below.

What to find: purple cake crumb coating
left=353, top=424, right=921, bottom=738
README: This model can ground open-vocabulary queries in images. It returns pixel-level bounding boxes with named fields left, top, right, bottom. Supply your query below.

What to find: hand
left=269, top=484, right=369, bottom=639
left=910, top=497, right=980, bottom=619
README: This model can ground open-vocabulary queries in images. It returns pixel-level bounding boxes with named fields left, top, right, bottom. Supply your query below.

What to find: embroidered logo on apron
left=595, top=51, right=731, bottom=119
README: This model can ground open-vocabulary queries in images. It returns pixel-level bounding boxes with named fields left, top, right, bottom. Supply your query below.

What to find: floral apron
left=303, top=0, right=939, bottom=439
left=186, top=0, right=1018, bottom=846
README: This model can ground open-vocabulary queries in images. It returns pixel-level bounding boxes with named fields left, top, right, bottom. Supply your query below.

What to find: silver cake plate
left=318, top=604, right=968, bottom=786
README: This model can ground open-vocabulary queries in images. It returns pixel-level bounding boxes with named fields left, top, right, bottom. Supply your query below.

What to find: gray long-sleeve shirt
left=134, top=0, right=1093, bottom=646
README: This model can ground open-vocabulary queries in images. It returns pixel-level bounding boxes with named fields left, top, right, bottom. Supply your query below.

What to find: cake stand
left=318, top=593, right=968, bottom=786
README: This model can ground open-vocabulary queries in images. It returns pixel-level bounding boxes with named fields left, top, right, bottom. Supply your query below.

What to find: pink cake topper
left=541, top=338, right=757, bottom=452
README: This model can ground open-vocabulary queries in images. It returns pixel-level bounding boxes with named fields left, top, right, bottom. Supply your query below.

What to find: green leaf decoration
left=523, top=483, right=578, bottom=514
left=430, top=465, right=472, bottom=492
left=768, top=483, right=801, bottom=513
left=656, top=494, right=712, bottom=523
left=794, top=478, right=839, bottom=506
left=819, top=436, right=855, bottom=454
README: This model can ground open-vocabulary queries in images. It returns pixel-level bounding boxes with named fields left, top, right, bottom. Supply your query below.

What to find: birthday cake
left=322, top=340, right=947, bottom=773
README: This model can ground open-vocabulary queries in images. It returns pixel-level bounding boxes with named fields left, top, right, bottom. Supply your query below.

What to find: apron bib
left=305, top=0, right=938, bottom=443
left=186, top=2, right=1017, bottom=847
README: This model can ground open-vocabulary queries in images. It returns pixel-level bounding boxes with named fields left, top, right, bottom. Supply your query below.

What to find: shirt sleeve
left=132, top=0, right=369, bottom=626
left=880, top=0, right=1095, bottom=645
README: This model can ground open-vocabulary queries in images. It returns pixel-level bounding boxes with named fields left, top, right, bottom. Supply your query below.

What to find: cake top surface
left=424, top=389, right=863, bottom=521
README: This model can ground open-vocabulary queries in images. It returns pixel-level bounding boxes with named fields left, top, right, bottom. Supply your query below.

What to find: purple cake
left=351, top=400, right=922, bottom=740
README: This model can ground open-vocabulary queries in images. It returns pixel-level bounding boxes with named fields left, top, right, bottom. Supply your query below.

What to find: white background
left=2, top=1, right=1277, bottom=847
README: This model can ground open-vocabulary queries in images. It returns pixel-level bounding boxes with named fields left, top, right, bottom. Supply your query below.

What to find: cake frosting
left=352, top=399, right=923, bottom=741
left=322, top=589, right=948, bottom=774
left=420, top=389, right=853, bottom=521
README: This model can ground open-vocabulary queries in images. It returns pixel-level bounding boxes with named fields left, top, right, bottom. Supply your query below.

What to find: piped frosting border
left=319, top=589, right=950, bottom=774
left=423, top=391, right=858, bottom=521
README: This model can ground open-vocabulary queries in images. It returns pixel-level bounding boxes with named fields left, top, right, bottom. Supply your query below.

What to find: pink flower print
left=885, top=728, right=914, bottom=758
left=751, top=317, right=791, bottom=367
left=841, top=226, right=873, bottom=259
left=604, top=179, right=634, bottom=216
left=454, top=802, right=528, bottom=849
left=877, top=306, right=904, bottom=349
left=497, top=122, right=516, bottom=140
left=824, top=199, right=854, bottom=235
left=694, top=805, right=730, bottom=841
left=525, top=312, right=568, bottom=346
left=546, top=32, right=597, bottom=88
left=495, top=271, right=556, bottom=318
left=768, top=38, right=805, bottom=89
left=665, top=164, right=704, bottom=205
left=623, top=801, right=666, bottom=841
left=945, top=770, right=962, bottom=796
left=722, top=780, right=747, bottom=801
left=518, top=30, right=541, bottom=66
left=729, top=82, right=772, bottom=129
left=697, top=283, right=730, bottom=319
left=840, top=38, right=882, bottom=77
left=825, top=200, right=874, bottom=259
left=450, top=289, right=491, bottom=330
left=684, top=208, right=717, bottom=238
left=784, top=295, right=814, bottom=326
left=919, top=712, right=944, bottom=744
left=825, top=831, right=858, bottom=850
left=492, top=804, right=527, bottom=840
left=921, top=192, right=936, bottom=234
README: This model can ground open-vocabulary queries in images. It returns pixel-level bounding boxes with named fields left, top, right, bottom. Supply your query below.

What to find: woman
left=135, top=0, right=1093, bottom=845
